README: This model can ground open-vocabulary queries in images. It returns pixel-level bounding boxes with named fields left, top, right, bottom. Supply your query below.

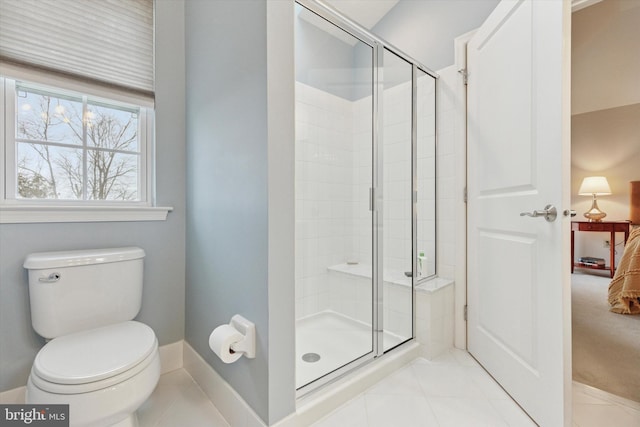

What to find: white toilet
left=23, top=247, right=160, bottom=427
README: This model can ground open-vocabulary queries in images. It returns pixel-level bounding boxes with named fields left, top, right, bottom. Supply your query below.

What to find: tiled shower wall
left=351, top=77, right=436, bottom=279
left=434, top=65, right=458, bottom=280
left=380, top=82, right=413, bottom=276
left=295, top=82, right=357, bottom=320
left=417, top=74, right=437, bottom=278
left=295, top=78, right=436, bottom=322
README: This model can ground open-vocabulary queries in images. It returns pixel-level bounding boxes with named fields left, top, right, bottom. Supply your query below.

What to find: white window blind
left=0, top=0, right=154, bottom=97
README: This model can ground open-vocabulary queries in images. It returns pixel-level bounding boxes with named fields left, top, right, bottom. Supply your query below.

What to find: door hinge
left=458, top=68, right=468, bottom=85
left=463, top=187, right=468, bottom=203
left=464, top=305, right=468, bottom=321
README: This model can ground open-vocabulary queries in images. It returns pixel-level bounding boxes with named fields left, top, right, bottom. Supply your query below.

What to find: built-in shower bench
left=327, top=263, right=454, bottom=359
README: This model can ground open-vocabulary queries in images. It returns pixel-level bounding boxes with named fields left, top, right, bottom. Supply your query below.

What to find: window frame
left=0, top=76, right=171, bottom=223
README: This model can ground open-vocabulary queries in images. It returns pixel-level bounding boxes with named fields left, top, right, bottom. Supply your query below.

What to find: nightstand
left=571, top=221, right=631, bottom=278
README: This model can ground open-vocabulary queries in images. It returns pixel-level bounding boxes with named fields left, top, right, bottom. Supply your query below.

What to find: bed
left=608, top=226, right=640, bottom=314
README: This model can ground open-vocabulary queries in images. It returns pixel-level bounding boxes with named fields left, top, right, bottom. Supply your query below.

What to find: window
left=9, top=81, right=147, bottom=202
left=0, top=78, right=168, bottom=222
left=0, top=0, right=170, bottom=223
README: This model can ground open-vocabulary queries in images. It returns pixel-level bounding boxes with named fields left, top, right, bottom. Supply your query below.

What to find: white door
left=467, top=0, right=572, bottom=426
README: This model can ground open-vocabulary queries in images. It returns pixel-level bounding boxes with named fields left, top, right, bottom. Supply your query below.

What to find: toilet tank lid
left=24, top=247, right=145, bottom=270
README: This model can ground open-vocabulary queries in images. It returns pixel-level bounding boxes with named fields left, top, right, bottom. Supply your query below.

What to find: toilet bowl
left=27, top=321, right=160, bottom=427
left=23, top=247, right=160, bottom=427
left=26, top=321, right=160, bottom=427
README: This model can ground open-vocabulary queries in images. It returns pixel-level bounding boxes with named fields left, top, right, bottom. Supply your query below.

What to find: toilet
left=23, top=247, right=160, bottom=427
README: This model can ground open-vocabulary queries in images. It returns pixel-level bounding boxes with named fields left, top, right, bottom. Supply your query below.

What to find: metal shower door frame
left=295, top=0, right=438, bottom=397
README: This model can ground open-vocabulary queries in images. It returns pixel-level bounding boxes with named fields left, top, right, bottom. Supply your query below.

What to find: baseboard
left=0, top=386, right=26, bottom=404
left=0, top=340, right=185, bottom=406
left=573, top=381, right=640, bottom=411
left=183, top=339, right=418, bottom=427
left=158, top=340, right=184, bottom=374
left=182, top=341, right=267, bottom=427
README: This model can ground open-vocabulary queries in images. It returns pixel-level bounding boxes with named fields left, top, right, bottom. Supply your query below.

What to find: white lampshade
left=578, top=176, right=612, bottom=196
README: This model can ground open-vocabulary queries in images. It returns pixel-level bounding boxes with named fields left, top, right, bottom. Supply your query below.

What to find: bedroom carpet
left=572, top=271, right=640, bottom=402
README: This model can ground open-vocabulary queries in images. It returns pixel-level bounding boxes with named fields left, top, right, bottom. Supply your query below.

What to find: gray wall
left=0, top=0, right=186, bottom=393
left=185, top=0, right=295, bottom=424
left=372, top=0, right=499, bottom=70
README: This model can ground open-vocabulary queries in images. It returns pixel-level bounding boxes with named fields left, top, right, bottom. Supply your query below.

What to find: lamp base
left=583, top=197, right=606, bottom=222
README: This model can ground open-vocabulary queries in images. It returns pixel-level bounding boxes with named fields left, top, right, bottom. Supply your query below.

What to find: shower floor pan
left=296, top=310, right=405, bottom=389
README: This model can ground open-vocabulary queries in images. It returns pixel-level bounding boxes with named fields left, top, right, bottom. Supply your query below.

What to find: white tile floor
left=138, top=369, right=229, bottom=427
left=141, top=349, right=640, bottom=427
left=311, top=349, right=535, bottom=427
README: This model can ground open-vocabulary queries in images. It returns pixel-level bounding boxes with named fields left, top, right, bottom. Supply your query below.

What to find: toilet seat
left=30, top=321, right=158, bottom=394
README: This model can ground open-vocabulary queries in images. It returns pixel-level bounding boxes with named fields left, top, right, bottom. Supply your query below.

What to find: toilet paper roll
left=209, top=324, right=244, bottom=364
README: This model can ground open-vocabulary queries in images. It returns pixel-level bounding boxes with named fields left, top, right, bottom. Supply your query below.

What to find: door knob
left=520, top=205, right=557, bottom=222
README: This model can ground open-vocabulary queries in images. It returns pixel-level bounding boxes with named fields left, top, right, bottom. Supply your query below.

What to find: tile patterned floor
left=138, top=369, right=229, bottom=427
left=140, top=349, right=640, bottom=427
left=311, top=349, right=535, bottom=427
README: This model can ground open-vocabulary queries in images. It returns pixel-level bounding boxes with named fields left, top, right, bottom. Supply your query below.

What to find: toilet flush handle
left=39, top=272, right=61, bottom=283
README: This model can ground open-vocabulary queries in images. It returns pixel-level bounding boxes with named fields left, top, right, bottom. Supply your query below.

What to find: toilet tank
left=23, top=247, right=145, bottom=339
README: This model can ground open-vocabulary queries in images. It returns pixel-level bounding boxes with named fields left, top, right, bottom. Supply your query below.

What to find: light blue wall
left=373, top=0, right=499, bottom=70
left=0, top=0, right=186, bottom=393
left=184, top=0, right=295, bottom=424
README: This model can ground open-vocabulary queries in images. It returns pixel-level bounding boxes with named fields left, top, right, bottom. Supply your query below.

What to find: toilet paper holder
left=228, top=314, right=256, bottom=359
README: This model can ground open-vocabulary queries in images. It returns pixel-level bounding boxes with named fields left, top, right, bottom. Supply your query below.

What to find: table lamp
left=578, top=176, right=611, bottom=222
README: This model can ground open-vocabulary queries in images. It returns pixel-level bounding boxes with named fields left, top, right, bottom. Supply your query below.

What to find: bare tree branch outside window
left=16, top=86, right=140, bottom=201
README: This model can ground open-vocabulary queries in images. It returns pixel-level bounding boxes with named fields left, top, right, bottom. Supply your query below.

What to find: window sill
left=0, top=205, right=173, bottom=224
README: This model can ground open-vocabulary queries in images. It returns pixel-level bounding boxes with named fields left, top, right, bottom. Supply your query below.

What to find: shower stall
left=294, top=0, right=437, bottom=392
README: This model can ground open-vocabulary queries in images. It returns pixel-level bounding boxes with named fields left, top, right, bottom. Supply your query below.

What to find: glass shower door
left=416, top=68, right=437, bottom=280
left=294, top=3, right=374, bottom=389
left=380, top=48, right=414, bottom=351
